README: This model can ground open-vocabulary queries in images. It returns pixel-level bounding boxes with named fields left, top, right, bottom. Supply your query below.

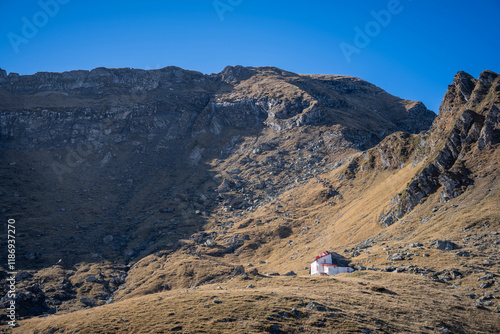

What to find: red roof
left=310, top=251, right=332, bottom=263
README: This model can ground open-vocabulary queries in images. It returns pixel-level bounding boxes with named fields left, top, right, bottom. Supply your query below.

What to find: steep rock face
left=0, top=67, right=220, bottom=151
left=379, top=70, right=499, bottom=226
left=439, top=71, right=476, bottom=114
left=0, top=66, right=434, bottom=153
left=478, top=104, right=500, bottom=149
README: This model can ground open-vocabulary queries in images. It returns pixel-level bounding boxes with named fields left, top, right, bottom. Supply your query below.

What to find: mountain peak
left=478, top=69, right=498, bottom=82
left=439, top=70, right=499, bottom=116
left=218, top=65, right=256, bottom=83
left=439, top=71, right=476, bottom=114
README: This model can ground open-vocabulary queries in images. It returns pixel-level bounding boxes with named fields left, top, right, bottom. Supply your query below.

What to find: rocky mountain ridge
left=0, top=65, right=434, bottom=147
left=0, top=65, right=435, bottom=267
left=377, top=70, right=500, bottom=226
left=1, top=67, right=499, bottom=333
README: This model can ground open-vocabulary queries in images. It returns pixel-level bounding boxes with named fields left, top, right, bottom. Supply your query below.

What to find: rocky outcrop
left=0, top=66, right=435, bottom=149
left=434, top=240, right=459, bottom=251
left=0, top=284, right=50, bottom=319
left=379, top=70, right=499, bottom=226
left=398, top=101, right=437, bottom=134
left=439, top=71, right=476, bottom=113
left=216, top=65, right=256, bottom=84
left=478, top=104, right=500, bottom=149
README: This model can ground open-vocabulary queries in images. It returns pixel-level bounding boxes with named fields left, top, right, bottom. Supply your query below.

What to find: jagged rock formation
left=378, top=70, right=499, bottom=226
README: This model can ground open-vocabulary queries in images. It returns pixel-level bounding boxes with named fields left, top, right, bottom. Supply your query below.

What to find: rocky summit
left=0, top=66, right=499, bottom=333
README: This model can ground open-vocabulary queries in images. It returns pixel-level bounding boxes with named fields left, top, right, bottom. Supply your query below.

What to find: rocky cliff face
left=0, top=65, right=434, bottom=150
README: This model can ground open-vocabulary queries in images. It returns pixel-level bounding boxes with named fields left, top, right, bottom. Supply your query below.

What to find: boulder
left=306, top=301, right=328, bottom=312
left=85, top=276, right=97, bottom=283
left=387, top=253, right=404, bottom=261
left=479, top=281, right=493, bottom=289
left=103, top=235, right=114, bottom=243
left=435, top=240, right=459, bottom=251
left=231, top=265, right=245, bottom=276
left=249, top=268, right=259, bottom=276
left=203, top=238, right=216, bottom=247
left=80, top=297, right=95, bottom=306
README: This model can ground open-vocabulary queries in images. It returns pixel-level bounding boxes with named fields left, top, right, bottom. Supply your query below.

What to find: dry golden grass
left=9, top=272, right=500, bottom=334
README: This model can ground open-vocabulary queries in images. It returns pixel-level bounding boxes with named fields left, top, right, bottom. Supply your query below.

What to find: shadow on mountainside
left=0, top=65, right=438, bottom=319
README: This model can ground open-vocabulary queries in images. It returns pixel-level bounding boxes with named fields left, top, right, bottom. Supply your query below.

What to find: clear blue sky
left=1, top=0, right=499, bottom=112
